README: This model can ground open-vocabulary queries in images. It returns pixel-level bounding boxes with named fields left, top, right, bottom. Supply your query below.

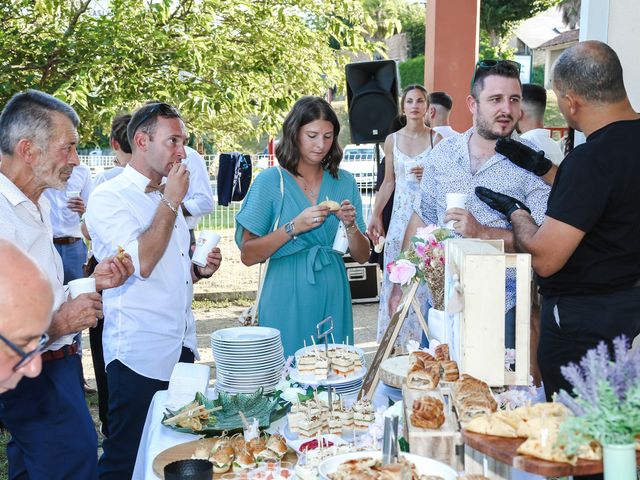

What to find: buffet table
left=133, top=383, right=402, bottom=479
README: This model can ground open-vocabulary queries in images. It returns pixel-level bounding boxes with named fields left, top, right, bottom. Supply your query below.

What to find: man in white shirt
left=86, top=102, right=222, bottom=479
left=0, top=239, right=53, bottom=393
left=0, top=90, right=133, bottom=480
left=426, top=91, right=459, bottom=139
left=517, top=83, right=565, bottom=166
left=182, top=145, right=215, bottom=246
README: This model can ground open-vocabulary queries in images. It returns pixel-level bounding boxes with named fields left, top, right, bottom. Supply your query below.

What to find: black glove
left=495, top=137, right=553, bottom=176
left=475, top=186, right=531, bottom=222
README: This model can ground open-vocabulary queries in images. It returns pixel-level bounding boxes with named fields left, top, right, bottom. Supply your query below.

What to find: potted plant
left=556, top=335, right=640, bottom=479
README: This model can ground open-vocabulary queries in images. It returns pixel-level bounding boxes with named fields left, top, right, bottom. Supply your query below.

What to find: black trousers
left=89, top=319, right=109, bottom=436
left=538, top=287, right=640, bottom=480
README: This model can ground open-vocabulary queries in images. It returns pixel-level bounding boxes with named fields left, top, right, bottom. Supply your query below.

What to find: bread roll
left=434, top=343, right=450, bottom=362
left=406, top=364, right=440, bottom=390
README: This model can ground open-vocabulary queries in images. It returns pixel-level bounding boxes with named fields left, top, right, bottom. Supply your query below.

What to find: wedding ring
left=313, top=216, right=319, bottom=223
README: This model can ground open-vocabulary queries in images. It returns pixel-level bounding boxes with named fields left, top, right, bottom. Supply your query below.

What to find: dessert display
left=410, top=396, right=446, bottom=430
left=295, top=347, right=363, bottom=380
left=452, top=374, right=498, bottom=424
left=287, top=396, right=374, bottom=437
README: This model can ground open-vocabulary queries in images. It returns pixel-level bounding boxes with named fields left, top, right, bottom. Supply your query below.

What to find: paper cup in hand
left=445, top=193, right=467, bottom=229
left=68, top=277, right=96, bottom=299
left=66, top=190, right=81, bottom=199
left=404, top=160, right=419, bottom=182
left=192, top=231, right=220, bottom=267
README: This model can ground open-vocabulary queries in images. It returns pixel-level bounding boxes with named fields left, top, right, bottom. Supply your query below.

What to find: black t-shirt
left=538, top=118, right=640, bottom=296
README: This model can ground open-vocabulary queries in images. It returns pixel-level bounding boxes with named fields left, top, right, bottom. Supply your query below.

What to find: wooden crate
left=402, top=385, right=463, bottom=471
left=443, top=239, right=532, bottom=386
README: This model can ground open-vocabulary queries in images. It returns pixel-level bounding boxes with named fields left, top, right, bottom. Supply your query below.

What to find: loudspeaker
left=346, top=60, right=399, bottom=144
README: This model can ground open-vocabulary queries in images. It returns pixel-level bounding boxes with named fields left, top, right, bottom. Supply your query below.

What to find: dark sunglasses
left=128, top=102, right=181, bottom=138
left=0, top=332, right=49, bottom=371
left=470, top=59, right=521, bottom=92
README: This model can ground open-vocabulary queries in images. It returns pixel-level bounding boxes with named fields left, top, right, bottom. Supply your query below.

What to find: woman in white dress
left=367, top=85, right=440, bottom=347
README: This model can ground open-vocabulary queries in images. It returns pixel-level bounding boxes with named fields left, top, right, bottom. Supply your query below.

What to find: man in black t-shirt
left=475, top=41, right=640, bottom=403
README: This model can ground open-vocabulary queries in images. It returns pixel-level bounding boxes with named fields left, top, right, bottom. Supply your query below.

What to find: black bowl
left=164, top=459, right=213, bottom=480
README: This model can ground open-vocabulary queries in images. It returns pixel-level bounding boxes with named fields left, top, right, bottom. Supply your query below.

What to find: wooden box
left=402, top=385, right=463, bottom=471
left=443, top=239, right=532, bottom=386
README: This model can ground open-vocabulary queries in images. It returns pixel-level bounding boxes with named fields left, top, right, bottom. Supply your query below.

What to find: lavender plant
left=555, top=335, right=640, bottom=455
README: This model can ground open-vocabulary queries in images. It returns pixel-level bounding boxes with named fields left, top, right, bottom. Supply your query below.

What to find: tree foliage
left=398, top=55, right=424, bottom=88
left=480, top=0, right=561, bottom=55
left=0, top=0, right=378, bottom=149
left=558, top=0, right=580, bottom=29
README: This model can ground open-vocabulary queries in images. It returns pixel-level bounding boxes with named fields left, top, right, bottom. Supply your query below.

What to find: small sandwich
left=254, top=448, right=279, bottom=463
left=245, top=436, right=267, bottom=456
left=297, top=353, right=317, bottom=375
left=314, top=356, right=329, bottom=380
left=352, top=399, right=375, bottom=430
left=328, top=413, right=343, bottom=434
left=265, top=434, right=288, bottom=459
left=211, top=448, right=233, bottom=474
left=297, top=415, right=323, bottom=437
left=406, top=364, right=440, bottom=390
left=232, top=449, right=256, bottom=471
left=287, top=411, right=306, bottom=433
left=332, top=352, right=354, bottom=377
left=319, top=199, right=341, bottom=211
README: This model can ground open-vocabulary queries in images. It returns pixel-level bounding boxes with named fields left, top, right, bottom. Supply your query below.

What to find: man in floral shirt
left=392, top=60, right=551, bottom=348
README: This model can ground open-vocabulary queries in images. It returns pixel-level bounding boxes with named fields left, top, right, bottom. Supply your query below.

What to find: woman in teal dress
left=235, top=96, right=370, bottom=356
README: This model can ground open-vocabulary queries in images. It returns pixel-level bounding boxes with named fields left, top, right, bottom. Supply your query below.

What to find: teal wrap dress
left=235, top=166, right=367, bottom=357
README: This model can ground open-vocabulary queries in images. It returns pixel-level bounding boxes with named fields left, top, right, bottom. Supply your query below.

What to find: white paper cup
left=192, top=231, right=220, bottom=267
left=66, top=190, right=81, bottom=199
left=68, top=277, right=96, bottom=299
left=404, top=160, right=419, bottom=182
left=445, top=193, right=467, bottom=229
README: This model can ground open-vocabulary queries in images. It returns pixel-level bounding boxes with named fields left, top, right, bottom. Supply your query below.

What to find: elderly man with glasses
left=86, top=101, right=222, bottom=479
left=0, top=90, right=134, bottom=480
left=390, top=59, right=551, bottom=350
left=0, top=240, right=53, bottom=393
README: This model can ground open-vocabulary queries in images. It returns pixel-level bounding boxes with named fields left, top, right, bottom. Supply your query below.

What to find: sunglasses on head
left=128, top=102, right=181, bottom=137
left=470, top=59, right=521, bottom=93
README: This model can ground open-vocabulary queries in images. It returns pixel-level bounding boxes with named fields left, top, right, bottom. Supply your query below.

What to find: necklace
left=302, top=180, right=318, bottom=197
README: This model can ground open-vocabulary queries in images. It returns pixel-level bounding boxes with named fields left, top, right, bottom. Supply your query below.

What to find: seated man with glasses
left=86, top=101, right=222, bottom=479
left=0, top=239, right=53, bottom=393
left=390, top=59, right=551, bottom=349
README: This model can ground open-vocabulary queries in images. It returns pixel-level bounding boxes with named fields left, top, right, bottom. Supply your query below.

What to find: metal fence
left=80, top=155, right=377, bottom=294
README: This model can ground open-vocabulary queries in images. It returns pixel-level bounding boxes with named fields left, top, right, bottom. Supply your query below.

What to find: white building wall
left=607, top=0, right=640, bottom=111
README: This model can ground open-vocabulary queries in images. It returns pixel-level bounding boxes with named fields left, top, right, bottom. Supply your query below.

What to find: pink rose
left=388, top=259, right=416, bottom=285
left=414, top=241, right=427, bottom=258
left=415, top=225, right=437, bottom=241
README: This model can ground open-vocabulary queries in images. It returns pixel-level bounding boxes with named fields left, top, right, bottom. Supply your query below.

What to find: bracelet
left=160, top=195, right=178, bottom=215
left=193, top=263, right=213, bottom=280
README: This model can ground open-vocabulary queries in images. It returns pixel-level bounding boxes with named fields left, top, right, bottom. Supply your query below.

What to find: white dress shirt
left=0, top=173, right=75, bottom=351
left=433, top=125, right=459, bottom=139
left=93, top=166, right=124, bottom=188
left=43, top=163, right=93, bottom=238
left=520, top=128, right=565, bottom=166
left=86, top=165, right=198, bottom=381
left=181, top=146, right=214, bottom=230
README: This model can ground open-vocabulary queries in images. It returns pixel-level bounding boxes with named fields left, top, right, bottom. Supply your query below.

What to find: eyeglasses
left=471, top=59, right=521, bottom=92
left=128, top=102, right=181, bottom=138
left=0, top=332, right=49, bottom=371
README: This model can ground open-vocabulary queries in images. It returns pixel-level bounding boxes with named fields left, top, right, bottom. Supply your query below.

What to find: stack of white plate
left=211, top=327, right=285, bottom=394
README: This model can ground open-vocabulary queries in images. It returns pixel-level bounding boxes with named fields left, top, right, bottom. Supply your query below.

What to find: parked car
left=340, top=143, right=383, bottom=190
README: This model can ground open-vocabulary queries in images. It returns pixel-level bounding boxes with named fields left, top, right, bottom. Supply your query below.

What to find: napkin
left=165, top=362, right=211, bottom=409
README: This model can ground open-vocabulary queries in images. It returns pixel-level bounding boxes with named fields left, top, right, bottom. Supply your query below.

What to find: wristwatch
left=284, top=221, right=296, bottom=240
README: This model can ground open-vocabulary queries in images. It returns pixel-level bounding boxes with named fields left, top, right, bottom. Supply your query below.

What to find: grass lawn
left=544, top=89, right=567, bottom=128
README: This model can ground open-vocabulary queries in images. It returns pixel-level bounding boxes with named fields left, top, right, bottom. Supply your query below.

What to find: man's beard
left=32, top=155, right=70, bottom=190
left=475, top=107, right=515, bottom=141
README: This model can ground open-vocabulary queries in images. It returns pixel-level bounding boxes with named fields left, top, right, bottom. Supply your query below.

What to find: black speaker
left=346, top=60, right=399, bottom=144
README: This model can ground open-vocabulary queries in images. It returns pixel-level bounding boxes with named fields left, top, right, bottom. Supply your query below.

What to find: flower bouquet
left=387, top=225, right=453, bottom=310
left=555, top=335, right=640, bottom=457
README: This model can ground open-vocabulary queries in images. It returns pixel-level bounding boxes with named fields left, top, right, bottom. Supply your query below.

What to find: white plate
left=211, top=327, right=280, bottom=343
left=317, top=451, right=457, bottom=480
left=289, top=365, right=366, bottom=387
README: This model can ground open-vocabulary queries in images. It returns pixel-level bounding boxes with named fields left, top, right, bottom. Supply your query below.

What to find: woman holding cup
left=367, top=85, right=441, bottom=347
left=235, top=97, right=369, bottom=356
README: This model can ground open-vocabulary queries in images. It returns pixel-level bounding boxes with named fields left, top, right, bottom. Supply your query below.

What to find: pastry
left=441, top=360, right=459, bottom=381
left=319, top=199, right=341, bottom=211
left=406, top=364, right=440, bottom=390
left=410, top=396, right=445, bottom=429
left=409, top=350, right=435, bottom=368
left=434, top=343, right=450, bottom=362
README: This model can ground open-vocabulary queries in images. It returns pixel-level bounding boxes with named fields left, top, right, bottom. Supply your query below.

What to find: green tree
left=480, top=0, right=561, bottom=56
left=398, top=2, right=425, bottom=58
left=399, top=55, right=425, bottom=88
left=0, top=0, right=377, bottom=149
left=558, top=0, right=580, bottom=29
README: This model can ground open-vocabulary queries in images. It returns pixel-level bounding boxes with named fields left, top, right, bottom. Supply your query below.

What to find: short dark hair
left=0, top=90, right=80, bottom=155
left=428, top=91, right=453, bottom=111
left=127, top=102, right=182, bottom=147
left=110, top=113, right=132, bottom=154
left=553, top=40, right=626, bottom=103
left=275, top=96, right=342, bottom=178
left=522, top=83, right=547, bottom=120
left=471, top=60, right=521, bottom=99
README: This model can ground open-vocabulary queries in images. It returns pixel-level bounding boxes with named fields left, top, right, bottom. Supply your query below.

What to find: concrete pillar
left=424, top=0, right=480, bottom=131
